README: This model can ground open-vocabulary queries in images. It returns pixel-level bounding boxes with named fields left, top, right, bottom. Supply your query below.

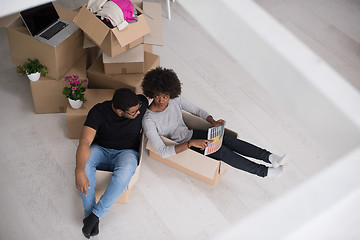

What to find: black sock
left=82, top=212, right=99, bottom=239
left=90, top=220, right=99, bottom=237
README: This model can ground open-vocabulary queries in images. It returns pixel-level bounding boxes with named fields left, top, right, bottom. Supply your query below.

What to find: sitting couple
left=75, top=67, right=287, bottom=238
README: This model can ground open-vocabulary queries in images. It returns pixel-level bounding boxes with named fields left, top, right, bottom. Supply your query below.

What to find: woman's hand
left=206, top=115, right=225, bottom=127
left=213, top=119, right=225, bottom=126
left=189, top=139, right=213, bottom=150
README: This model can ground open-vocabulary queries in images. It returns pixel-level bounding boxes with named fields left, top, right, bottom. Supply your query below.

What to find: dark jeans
left=191, top=130, right=271, bottom=177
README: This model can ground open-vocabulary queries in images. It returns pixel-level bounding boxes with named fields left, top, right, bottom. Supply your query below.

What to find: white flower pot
left=27, top=72, right=41, bottom=81
left=68, top=98, right=83, bottom=109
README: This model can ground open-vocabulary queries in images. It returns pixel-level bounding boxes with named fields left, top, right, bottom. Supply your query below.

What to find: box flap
left=143, top=2, right=163, bottom=45
left=54, top=5, right=77, bottom=22
left=144, top=51, right=160, bottom=71
left=73, top=5, right=109, bottom=46
left=112, top=14, right=151, bottom=47
left=83, top=35, right=97, bottom=48
left=0, top=12, right=20, bottom=27
left=103, top=44, right=144, bottom=63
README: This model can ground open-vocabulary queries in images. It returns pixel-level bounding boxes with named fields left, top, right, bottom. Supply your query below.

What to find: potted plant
left=62, top=75, right=88, bottom=109
left=21, top=58, right=48, bottom=81
left=16, top=65, right=25, bottom=75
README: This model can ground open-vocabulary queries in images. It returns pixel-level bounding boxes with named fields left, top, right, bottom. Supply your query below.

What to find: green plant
left=62, top=75, right=88, bottom=101
left=16, top=65, right=25, bottom=75
left=21, top=58, right=48, bottom=76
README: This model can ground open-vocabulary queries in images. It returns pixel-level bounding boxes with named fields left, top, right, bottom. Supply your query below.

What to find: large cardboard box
left=146, top=112, right=238, bottom=186
left=66, top=89, right=115, bottom=139
left=4, top=6, right=85, bottom=80
left=73, top=4, right=151, bottom=57
left=142, top=2, right=163, bottom=46
left=87, top=52, right=160, bottom=93
left=103, top=44, right=145, bottom=74
left=30, top=53, right=87, bottom=113
left=95, top=133, right=145, bottom=203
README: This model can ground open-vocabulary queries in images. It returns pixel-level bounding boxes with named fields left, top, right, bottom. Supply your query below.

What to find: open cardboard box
left=30, top=52, right=87, bottom=114
left=66, top=89, right=115, bottom=139
left=146, top=111, right=238, bottom=186
left=95, top=133, right=145, bottom=204
left=103, top=44, right=145, bottom=74
left=73, top=4, right=151, bottom=57
left=2, top=5, right=85, bottom=80
left=87, top=51, right=160, bottom=93
left=79, top=1, right=162, bottom=55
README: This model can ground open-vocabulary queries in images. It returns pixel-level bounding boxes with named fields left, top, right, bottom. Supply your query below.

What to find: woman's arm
left=177, top=96, right=210, bottom=120
left=175, top=139, right=212, bottom=153
left=142, top=117, right=177, bottom=158
left=178, top=96, right=225, bottom=126
left=143, top=114, right=212, bottom=157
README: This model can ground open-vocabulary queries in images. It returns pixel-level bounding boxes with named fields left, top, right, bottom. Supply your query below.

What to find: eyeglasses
left=124, top=102, right=142, bottom=116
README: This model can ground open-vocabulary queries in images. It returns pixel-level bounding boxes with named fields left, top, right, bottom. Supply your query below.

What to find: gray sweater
left=142, top=96, right=209, bottom=158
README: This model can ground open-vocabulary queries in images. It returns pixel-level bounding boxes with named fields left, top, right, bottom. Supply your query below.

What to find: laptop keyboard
left=40, top=21, right=68, bottom=40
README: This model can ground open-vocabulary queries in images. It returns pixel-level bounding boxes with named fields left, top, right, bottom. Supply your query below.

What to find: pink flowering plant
left=62, top=75, right=88, bottom=101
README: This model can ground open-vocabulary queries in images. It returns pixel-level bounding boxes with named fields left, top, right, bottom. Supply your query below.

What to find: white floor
left=0, top=0, right=357, bottom=239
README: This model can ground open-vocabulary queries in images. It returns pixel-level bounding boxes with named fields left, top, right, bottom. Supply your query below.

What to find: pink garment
left=111, top=0, right=136, bottom=22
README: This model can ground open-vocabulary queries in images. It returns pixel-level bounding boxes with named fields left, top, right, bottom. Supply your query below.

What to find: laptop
left=20, top=2, right=79, bottom=47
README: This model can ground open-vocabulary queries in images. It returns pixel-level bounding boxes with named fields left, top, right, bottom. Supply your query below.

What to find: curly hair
left=142, top=67, right=182, bottom=99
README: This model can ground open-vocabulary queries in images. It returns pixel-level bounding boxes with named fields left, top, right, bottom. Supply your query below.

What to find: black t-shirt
left=84, top=94, right=148, bottom=151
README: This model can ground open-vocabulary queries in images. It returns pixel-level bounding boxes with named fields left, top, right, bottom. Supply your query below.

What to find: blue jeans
left=78, top=144, right=139, bottom=218
left=191, top=130, right=271, bottom=177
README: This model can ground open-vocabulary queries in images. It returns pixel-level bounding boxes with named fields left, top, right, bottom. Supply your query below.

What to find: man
left=75, top=88, right=148, bottom=238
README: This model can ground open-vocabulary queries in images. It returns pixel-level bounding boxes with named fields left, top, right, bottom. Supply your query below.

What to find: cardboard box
left=73, top=4, right=150, bottom=57
left=95, top=133, right=145, bottom=204
left=142, top=2, right=163, bottom=46
left=143, top=44, right=153, bottom=53
left=3, top=5, right=85, bottom=80
left=29, top=53, right=87, bottom=113
left=83, top=34, right=143, bottom=55
left=146, top=111, right=238, bottom=186
left=103, top=44, right=145, bottom=74
left=66, top=89, right=115, bottom=139
left=87, top=52, right=160, bottom=93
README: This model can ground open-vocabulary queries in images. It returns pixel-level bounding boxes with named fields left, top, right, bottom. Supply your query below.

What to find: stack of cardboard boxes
left=71, top=1, right=162, bottom=139
left=0, top=1, right=163, bottom=203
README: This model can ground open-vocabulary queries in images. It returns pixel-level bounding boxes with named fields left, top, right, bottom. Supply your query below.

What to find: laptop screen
left=20, top=2, right=59, bottom=36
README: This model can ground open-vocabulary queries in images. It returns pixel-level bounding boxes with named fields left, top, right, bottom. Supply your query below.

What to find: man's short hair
left=112, top=88, right=139, bottom=111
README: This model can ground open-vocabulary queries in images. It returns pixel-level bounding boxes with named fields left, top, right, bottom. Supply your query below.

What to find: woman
left=141, top=67, right=287, bottom=178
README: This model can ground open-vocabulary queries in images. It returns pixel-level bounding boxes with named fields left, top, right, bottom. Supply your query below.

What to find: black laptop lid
left=20, top=2, right=59, bottom=36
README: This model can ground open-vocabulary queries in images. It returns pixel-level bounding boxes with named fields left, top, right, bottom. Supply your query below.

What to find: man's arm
left=75, top=126, right=96, bottom=196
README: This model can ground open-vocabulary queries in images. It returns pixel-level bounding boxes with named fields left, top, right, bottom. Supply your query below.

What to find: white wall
left=178, top=0, right=360, bottom=239
left=178, top=0, right=360, bottom=158
left=1, top=0, right=52, bottom=17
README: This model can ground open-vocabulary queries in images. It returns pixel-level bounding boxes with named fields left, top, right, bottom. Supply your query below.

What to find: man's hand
left=76, top=170, right=90, bottom=196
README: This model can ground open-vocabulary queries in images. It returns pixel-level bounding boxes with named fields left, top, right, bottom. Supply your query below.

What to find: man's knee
left=112, top=150, right=138, bottom=183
